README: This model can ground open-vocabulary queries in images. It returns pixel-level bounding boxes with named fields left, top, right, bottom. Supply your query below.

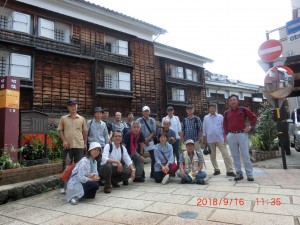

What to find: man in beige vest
left=177, top=139, right=207, bottom=185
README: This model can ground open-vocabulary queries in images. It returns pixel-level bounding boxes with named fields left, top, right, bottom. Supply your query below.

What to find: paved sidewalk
left=0, top=149, right=300, bottom=225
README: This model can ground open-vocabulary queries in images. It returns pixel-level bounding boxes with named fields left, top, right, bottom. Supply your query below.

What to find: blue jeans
left=176, top=170, right=207, bottom=183
left=227, top=133, right=253, bottom=176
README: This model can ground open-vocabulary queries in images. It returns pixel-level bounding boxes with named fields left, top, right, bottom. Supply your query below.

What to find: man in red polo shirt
left=223, top=94, right=257, bottom=182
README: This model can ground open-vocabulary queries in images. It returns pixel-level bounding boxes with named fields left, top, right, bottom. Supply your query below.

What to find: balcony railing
left=96, top=87, right=133, bottom=98
left=0, top=28, right=133, bottom=67
left=166, top=76, right=204, bottom=87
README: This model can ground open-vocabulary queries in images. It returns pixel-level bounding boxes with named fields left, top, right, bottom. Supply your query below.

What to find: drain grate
left=177, top=211, right=198, bottom=219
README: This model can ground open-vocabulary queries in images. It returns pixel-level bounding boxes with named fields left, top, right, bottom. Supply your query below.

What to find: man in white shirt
left=100, top=131, right=135, bottom=193
left=203, top=104, right=236, bottom=177
left=162, top=106, right=182, bottom=163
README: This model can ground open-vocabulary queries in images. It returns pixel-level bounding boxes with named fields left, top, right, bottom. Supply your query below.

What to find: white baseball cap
left=88, top=142, right=102, bottom=151
left=185, top=139, right=195, bottom=145
left=142, top=106, right=150, bottom=112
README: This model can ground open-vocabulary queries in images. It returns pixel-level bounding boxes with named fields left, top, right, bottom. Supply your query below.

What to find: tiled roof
left=74, top=0, right=167, bottom=34
left=205, top=80, right=261, bottom=91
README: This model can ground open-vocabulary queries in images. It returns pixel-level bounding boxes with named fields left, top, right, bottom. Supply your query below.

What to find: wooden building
left=205, top=71, right=264, bottom=115
left=0, top=0, right=212, bottom=121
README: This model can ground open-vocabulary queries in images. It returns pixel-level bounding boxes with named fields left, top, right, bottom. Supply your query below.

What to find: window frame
left=171, top=87, right=186, bottom=102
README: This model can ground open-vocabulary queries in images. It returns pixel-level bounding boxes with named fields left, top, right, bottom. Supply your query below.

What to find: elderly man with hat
left=177, top=139, right=207, bottom=184
left=137, top=106, right=156, bottom=178
left=58, top=99, right=88, bottom=194
left=87, top=107, right=109, bottom=150
left=162, top=106, right=182, bottom=163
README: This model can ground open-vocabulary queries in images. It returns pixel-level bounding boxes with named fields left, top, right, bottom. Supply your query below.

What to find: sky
left=87, top=0, right=292, bottom=85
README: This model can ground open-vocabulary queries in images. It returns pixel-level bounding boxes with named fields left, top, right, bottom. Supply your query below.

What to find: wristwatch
left=248, top=126, right=252, bottom=129
left=195, top=171, right=198, bottom=173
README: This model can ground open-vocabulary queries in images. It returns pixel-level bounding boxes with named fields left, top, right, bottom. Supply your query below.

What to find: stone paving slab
left=225, top=192, right=291, bottom=204
left=253, top=203, right=300, bottom=216
left=260, top=187, right=300, bottom=196
left=53, top=202, right=111, bottom=217
left=186, top=196, right=252, bottom=211
left=95, top=208, right=166, bottom=225
left=143, top=202, right=214, bottom=221
left=158, top=216, right=231, bottom=225
left=209, top=208, right=295, bottom=225
left=41, top=214, right=124, bottom=225
left=292, top=196, right=300, bottom=204
left=206, top=185, right=259, bottom=194
left=172, top=189, right=227, bottom=198
left=5, top=221, right=32, bottom=225
left=136, top=192, right=193, bottom=204
left=95, top=196, right=154, bottom=211
left=2, top=206, right=65, bottom=224
left=0, top=215, right=14, bottom=225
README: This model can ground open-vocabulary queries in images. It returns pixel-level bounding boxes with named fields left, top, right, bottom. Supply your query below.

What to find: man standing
left=112, top=112, right=128, bottom=132
left=100, top=131, right=135, bottom=193
left=181, top=105, right=203, bottom=153
left=203, top=104, right=236, bottom=177
left=162, top=106, right=181, bottom=163
left=102, top=108, right=113, bottom=140
left=126, top=112, right=134, bottom=128
left=137, top=106, right=156, bottom=178
left=87, top=107, right=109, bottom=149
left=223, top=94, right=257, bottom=181
left=57, top=99, right=88, bottom=193
left=177, top=139, right=206, bottom=184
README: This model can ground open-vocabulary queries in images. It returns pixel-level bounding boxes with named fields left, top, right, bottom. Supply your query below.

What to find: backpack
left=109, top=143, right=123, bottom=156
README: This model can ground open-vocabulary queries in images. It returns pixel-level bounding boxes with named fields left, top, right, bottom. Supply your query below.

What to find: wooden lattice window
left=0, top=57, right=6, bottom=76
left=54, top=29, right=64, bottom=42
left=0, top=15, right=8, bottom=29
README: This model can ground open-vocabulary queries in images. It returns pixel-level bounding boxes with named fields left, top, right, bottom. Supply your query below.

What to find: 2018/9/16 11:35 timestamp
left=196, top=198, right=281, bottom=206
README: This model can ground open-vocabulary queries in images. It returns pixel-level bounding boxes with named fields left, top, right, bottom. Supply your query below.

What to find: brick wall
left=0, top=162, right=62, bottom=186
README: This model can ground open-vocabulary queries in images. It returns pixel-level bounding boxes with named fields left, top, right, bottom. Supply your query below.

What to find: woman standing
left=66, top=142, right=101, bottom=205
left=153, top=133, right=174, bottom=184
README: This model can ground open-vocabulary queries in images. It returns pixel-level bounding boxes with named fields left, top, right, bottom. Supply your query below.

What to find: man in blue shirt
left=203, top=104, right=235, bottom=177
left=181, top=105, right=203, bottom=153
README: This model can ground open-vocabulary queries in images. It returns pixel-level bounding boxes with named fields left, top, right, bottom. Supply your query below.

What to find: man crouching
left=100, top=131, right=135, bottom=193
left=177, top=139, right=207, bottom=184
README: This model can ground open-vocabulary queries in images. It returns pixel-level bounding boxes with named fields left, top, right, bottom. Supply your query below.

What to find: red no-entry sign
left=258, top=39, right=283, bottom=62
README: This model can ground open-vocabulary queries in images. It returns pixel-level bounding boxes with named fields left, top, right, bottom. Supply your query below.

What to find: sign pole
left=274, top=98, right=287, bottom=169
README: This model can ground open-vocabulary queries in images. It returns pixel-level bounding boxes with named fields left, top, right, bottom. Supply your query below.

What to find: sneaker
left=112, top=182, right=120, bottom=188
left=226, top=172, right=236, bottom=177
left=181, top=178, right=187, bottom=184
left=60, top=188, right=66, bottom=194
left=161, top=174, right=170, bottom=185
left=123, top=180, right=129, bottom=185
left=234, top=173, right=244, bottom=181
left=213, top=170, right=221, bottom=175
left=247, top=175, right=254, bottom=181
left=196, top=179, right=205, bottom=185
left=70, top=198, right=78, bottom=205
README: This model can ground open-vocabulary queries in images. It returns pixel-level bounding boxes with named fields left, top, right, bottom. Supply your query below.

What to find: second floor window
left=171, top=66, right=184, bottom=79
left=38, top=18, right=71, bottom=43
left=186, top=69, right=198, bottom=82
left=172, top=88, right=185, bottom=101
left=0, top=8, right=31, bottom=34
left=105, top=36, right=129, bottom=56
left=104, top=69, right=131, bottom=91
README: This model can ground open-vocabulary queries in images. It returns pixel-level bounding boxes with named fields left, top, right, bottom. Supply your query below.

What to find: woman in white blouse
left=66, top=142, right=101, bottom=205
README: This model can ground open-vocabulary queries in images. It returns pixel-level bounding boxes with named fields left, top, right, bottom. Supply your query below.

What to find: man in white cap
left=177, top=139, right=207, bottom=184
left=137, top=106, right=156, bottom=178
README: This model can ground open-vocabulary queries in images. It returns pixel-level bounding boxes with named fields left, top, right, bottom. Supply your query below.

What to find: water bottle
left=66, top=152, right=71, bottom=166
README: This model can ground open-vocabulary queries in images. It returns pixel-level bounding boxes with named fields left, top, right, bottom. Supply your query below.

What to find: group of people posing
left=57, top=94, right=257, bottom=205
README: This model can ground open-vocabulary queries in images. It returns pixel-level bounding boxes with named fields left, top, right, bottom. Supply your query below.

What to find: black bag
left=203, top=145, right=211, bottom=155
